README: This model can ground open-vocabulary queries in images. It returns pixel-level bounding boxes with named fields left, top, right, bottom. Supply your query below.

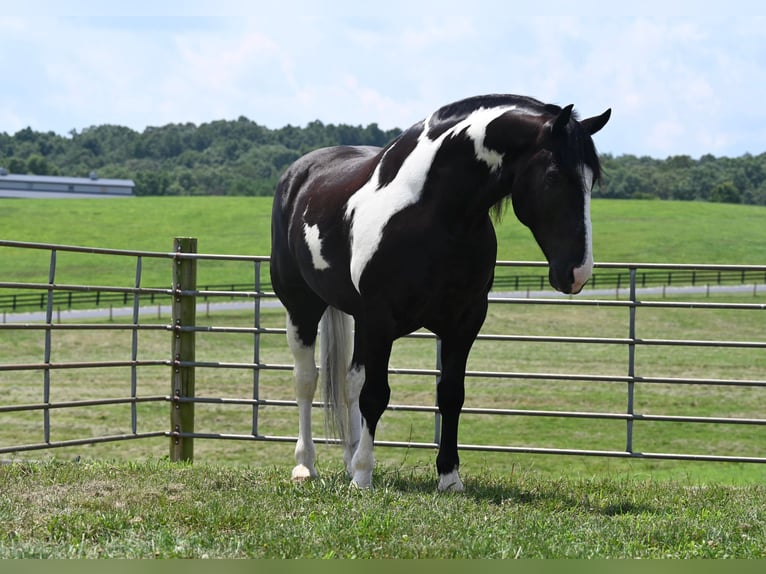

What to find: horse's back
left=270, top=145, right=382, bottom=315
left=272, top=144, right=377, bottom=245
left=274, top=145, right=381, bottom=211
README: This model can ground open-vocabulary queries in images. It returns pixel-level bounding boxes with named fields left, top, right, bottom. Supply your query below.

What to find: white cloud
left=557, top=15, right=761, bottom=157
left=1, top=2, right=764, bottom=157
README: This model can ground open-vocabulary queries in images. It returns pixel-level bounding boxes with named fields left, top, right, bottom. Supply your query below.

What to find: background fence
left=1, top=238, right=765, bottom=466
left=3, top=254, right=766, bottom=314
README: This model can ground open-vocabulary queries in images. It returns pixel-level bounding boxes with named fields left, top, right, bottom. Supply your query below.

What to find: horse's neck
left=421, top=112, right=526, bottom=219
left=425, top=154, right=509, bottom=221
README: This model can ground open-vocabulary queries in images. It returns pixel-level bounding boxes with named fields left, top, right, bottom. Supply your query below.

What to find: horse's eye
left=544, top=168, right=559, bottom=185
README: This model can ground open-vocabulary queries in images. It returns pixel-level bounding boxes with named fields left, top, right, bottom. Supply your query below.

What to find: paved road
left=3, top=283, right=763, bottom=324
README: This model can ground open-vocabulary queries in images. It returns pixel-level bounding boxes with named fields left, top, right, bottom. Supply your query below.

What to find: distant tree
left=747, top=181, right=766, bottom=205
left=26, top=154, right=53, bottom=175
left=709, top=181, right=741, bottom=204
left=7, top=157, right=26, bottom=174
left=2, top=119, right=764, bottom=200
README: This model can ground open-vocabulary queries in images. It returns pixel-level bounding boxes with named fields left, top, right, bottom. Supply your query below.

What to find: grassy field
left=1, top=198, right=765, bottom=479
left=2, top=292, right=764, bottom=485
left=1, top=197, right=765, bottom=558
left=1, top=459, right=765, bottom=558
left=1, top=197, right=765, bottom=290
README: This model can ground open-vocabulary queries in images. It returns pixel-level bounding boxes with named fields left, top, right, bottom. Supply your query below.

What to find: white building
left=0, top=169, right=134, bottom=198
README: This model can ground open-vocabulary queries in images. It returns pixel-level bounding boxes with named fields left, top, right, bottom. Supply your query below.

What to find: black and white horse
left=270, top=94, right=610, bottom=490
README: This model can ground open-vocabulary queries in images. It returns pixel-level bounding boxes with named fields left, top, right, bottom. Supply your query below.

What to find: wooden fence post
left=170, top=237, right=197, bottom=462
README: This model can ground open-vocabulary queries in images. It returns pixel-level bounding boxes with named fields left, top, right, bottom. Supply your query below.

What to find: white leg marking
left=438, top=469, right=465, bottom=492
left=344, top=365, right=365, bottom=476
left=350, top=419, right=374, bottom=489
left=287, top=315, right=319, bottom=481
left=344, top=105, right=537, bottom=292
left=572, top=167, right=594, bottom=293
left=303, top=219, right=331, bottom=271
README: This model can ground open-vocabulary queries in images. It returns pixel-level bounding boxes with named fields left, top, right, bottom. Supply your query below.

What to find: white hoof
left=351, top=470, right=373, bottom=489
left=343, top=442, right=359, bottom=478
left=291, top=464, right=317, bottom=482
left=438, top=470, right=464, bottom=492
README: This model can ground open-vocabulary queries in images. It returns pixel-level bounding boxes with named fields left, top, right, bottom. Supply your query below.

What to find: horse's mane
left=428, top=94, right=604, bottom=221
left=432, top=94, right=547, bottom=121
left=432, top=94, right=602, bottom=180
left=425, top=94, right=547, bottom=140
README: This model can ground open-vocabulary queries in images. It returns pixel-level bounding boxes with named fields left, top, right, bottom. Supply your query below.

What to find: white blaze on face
left=344, top=105, right=524, bottom=293
left=303, top=219, right=331, bottom=271
left=571, top=166, right=594, bottom=293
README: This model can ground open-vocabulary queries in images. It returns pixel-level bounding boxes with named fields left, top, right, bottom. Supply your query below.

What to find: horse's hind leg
left=342, top=323, right=366, bottom=475
left=286, top=311, right=322, bottom=481
left=350, top=323, right=394, bottom=489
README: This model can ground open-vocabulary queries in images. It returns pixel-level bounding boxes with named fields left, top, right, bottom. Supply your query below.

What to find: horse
left=269, top=94, right=610, bottom=491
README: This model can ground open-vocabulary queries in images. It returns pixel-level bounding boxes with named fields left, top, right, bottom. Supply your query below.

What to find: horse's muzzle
left=571, top=263, right=592, bottom=294
left=549, top=262, right=591, bottom=295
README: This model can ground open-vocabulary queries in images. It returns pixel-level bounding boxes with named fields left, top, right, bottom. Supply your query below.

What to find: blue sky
left=1, top=1, right=764, bottom=158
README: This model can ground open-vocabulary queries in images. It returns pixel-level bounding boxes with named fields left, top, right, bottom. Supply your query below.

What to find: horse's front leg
left=435, top=339, right=468, bottom=492
left=435, top=310, right=486, bottom=492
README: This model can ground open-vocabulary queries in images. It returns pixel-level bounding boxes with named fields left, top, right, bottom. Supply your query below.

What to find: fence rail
left=3, top=251, right=765, bottom=313
left=1, top=238, right=765, bottom=466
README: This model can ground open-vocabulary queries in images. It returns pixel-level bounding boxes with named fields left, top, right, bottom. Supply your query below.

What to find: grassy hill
left=1, top=199, right=765, bottom=559
left=2, top=196, right=764, bottom=481
left=1, top=197, right=765, bottom=288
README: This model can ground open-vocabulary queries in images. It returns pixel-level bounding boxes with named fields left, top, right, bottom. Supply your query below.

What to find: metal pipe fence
left=3, top=259, right=766, bottom=313
left=1, top=238, right=765, bottom=465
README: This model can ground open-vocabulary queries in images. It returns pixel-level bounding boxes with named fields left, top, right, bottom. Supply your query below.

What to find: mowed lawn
left=1, top=195, right=765, bottom=483
left=1, top=197, right=766, bottom=288
left=2, top=459, right=766, bottom=558
left=1, top=197, right=766, bottom=558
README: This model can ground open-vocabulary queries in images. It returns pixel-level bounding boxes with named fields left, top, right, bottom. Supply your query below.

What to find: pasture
left=1, top=197, right=766, bottom=290
left=1, top=459, right=765, bottom=558
left=2, top=295, right=765, bottom=484
left=1, top=197, right=765, bottom=558
left=1, top=197, right=765, bottom=480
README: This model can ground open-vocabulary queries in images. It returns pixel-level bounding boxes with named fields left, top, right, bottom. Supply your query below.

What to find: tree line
left=1, top=118, right=765, bottom=204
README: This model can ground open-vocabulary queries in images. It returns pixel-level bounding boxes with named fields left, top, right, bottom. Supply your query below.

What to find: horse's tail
left=319, top=306, right=353, bottom=444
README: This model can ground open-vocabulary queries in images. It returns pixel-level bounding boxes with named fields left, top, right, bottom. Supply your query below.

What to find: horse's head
left=509, top=104, right=611, bottom=294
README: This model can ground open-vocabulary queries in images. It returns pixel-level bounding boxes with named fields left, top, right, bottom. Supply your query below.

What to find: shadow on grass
left=377, top=465, right=658, bottom=517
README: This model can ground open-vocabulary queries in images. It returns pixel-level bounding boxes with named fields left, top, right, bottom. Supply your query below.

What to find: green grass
left=1, top=197, right=765, bottom=558
left=1, top=459, right=765, bottom=558
left=2, top=290, right=764, bottom=485
left=0, top=196, right=271, bottom=289
left=1, top=197, right=765, bottom=290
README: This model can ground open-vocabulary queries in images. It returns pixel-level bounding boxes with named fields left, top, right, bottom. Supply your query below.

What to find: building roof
left=0, top=170, right=135, bottom=198
left=0, top=171, right=134, bottom=188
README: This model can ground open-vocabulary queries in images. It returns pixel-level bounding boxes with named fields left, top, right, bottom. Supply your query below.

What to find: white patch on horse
left=464, top=107, right=515, bottom=171
left=350, top=418, right=375, bottom=488
left=344, top=105, right=525, bottom=292
left=303, top=218, right=331, bottom=271
left=438, top=469, right=464, bottom=492
left=343, top=365, right=365, bottom=475
left=572, top=166, right=594, bottom=293
left=286, top=314, right=319, bottom=481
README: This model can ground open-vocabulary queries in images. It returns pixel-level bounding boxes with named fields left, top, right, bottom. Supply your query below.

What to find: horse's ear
left=580, top=108, right=612, bottom=135
left=551, top=104, right=574, bottom=137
